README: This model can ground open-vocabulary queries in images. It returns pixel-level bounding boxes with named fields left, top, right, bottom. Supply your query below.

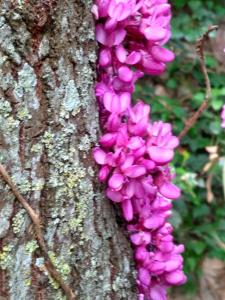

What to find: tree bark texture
left=0, top=1, right=136, bottom=299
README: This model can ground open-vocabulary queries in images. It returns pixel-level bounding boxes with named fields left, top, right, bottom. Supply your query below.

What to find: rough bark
left=0, top=1, right=136, bottom=299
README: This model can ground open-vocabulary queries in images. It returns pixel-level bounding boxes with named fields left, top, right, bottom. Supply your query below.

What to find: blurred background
left=134, top=1, right=225, bottom=299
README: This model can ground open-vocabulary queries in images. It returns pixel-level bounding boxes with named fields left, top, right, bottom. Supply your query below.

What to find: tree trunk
left=0, top=1, right=135, bottom=299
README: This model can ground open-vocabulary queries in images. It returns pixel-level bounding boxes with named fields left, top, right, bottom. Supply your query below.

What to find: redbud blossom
left=93, top=0, right=186, bottom=298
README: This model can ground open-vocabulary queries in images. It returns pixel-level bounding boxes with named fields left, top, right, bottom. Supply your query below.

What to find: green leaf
left=209, top=120, right=221, bottom=135
left=193, top=205, right=210, bottom=219
left=211, top=98, right=223, bottom=111
left=186, top=257, right=198, bottom=272
left=189, top=241, right=206, bottom=255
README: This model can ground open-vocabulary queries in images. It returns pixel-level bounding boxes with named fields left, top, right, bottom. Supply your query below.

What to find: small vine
left=0, top=164, right=76, bottom=300
left=179, top=25, right=218, bottom=139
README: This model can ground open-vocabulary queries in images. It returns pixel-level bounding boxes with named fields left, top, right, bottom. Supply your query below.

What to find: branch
left=178, top=25, right=218, bottom=140
left=0, top=163, right=76, bottom=300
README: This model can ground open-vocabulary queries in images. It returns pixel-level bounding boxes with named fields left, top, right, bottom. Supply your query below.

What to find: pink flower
left=108, top=173, right=125, bottom=190
left=143, top=213, right=166, bottom=230
left=165, top=270, right=187, bottom=285
left=150, top=286, right=167, bottom=300
left=94, top=0, right=110, bottom=18
left=99, top=48, right=112, bottom=67
left=138, top=267, right=151, bottom=286
left=93, top=0, right=185, bottom=298
left=96, top=24, right=126, bottom=46
left=123, top=165, right=146, bottom=178
left=118, top=66, right=134, bottom=82
left=121, top=198, right=133, bottom=221
left=148, top=146, right=174, bottom=165
left=130, top=232, right=152, bottom=246
left=116, top=45, right=141, bottom=65
left=99, top=165, right=110, bottom=181
left=159, top=182, right=181, bottom=200
left=93, top=148, right=107, bottom=165
left=103, top=91, right=131, bottom=113
left=150, top=45, right=175, bottom=63
left=108, top=0, right=135, bottom=21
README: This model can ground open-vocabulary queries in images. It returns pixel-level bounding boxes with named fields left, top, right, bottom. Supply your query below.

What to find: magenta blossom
left=221, top=104, right=225, bottom=128
left=93, top=0, right=186, bottom=299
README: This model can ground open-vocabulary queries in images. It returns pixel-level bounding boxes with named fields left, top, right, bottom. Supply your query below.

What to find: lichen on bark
left=0, top=1, right=136, bottom=299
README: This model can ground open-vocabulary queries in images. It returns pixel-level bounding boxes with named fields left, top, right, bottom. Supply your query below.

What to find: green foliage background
left=135, top=0, right=225, bottom=294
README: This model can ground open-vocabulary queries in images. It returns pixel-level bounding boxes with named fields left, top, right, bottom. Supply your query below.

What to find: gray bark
left=0, top=1, right=135, bottom=299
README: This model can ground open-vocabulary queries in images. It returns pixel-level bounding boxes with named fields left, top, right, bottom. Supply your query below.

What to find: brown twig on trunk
left=178, top=25, right=218, bottom=140
left=0, top=163, right=76, bottom=300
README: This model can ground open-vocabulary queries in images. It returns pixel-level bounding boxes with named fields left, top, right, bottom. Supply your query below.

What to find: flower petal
left=151, top=46, right=175, bottom=63
left=99, top=165, right=110, bottom=182
left=124, top=165, right=146, bottom=178
left=93, top=147, right=106, bottom=165
left=148, top=146, right=174, bottom=164
left=119, top=92, right=131, bottom=112
left=108, top=173, right=124, bottom=190
left=99, top=49, right=112, bottom=66
left=115, top=45, right=127, bottom=63
left=138, top=267, right=151, bottom=286
left=165, top=271, right=187, bottom=285
left=121, top=198, right=133, bottom=221
left=118, top=66, right=133, bottom=82
left=113, top=28, right=126, bottom=45
left=159, top=182, right=181, bottom=200
left=100, top=133, right=117, bottom=148
left=144, top=26, right=167, bottom=41
left=96, top=24, right=107, bottom=45
left=126, top=51, right=141, bottom=65
left=106, top=188, right=123, bottom=202
left=143, top=214, right=164, bottom=229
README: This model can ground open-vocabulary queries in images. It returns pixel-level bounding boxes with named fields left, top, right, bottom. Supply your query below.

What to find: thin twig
left=178, top=25, right=218, bottom=140
left=0, top=163, right=76, bottom=300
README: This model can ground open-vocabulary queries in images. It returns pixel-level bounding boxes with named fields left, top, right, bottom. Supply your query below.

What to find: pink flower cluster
left=92, top=1, right=186, bottom=299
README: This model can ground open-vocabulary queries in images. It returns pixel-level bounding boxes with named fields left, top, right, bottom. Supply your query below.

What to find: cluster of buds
left=92, top=1, right=186, bottom=299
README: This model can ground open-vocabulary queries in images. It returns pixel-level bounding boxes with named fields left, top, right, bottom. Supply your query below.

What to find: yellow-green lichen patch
left=66, top=170, right=85, bottom=190
left=49, top=275, right=60, bottom=290
left=0, top=99, right=12, bottom=116
left=31, top=143, right=43, bottom=154
left=17, top=106, right=32, bottom=121
left=42, top=131, right=55, bottom=152
left=32, top=179, right=45, bottom=191
left=0, top=244, right=13, bottom=270
left=0, top=99, right=19, bottom=135
left=11, top=174, right=31, bottom=194
left=5, top=116, right=20, bottom=132
left=48, top=277, right=67, bottom=300
left=48, top=251, right=71, bottom=281
left=68, top=196, right=88, bottom=238
left=12, top=209, right=27, bottom=235
left=24, top=278, right=31, bottom=286
left=25, top=240, right=39, bottom=254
